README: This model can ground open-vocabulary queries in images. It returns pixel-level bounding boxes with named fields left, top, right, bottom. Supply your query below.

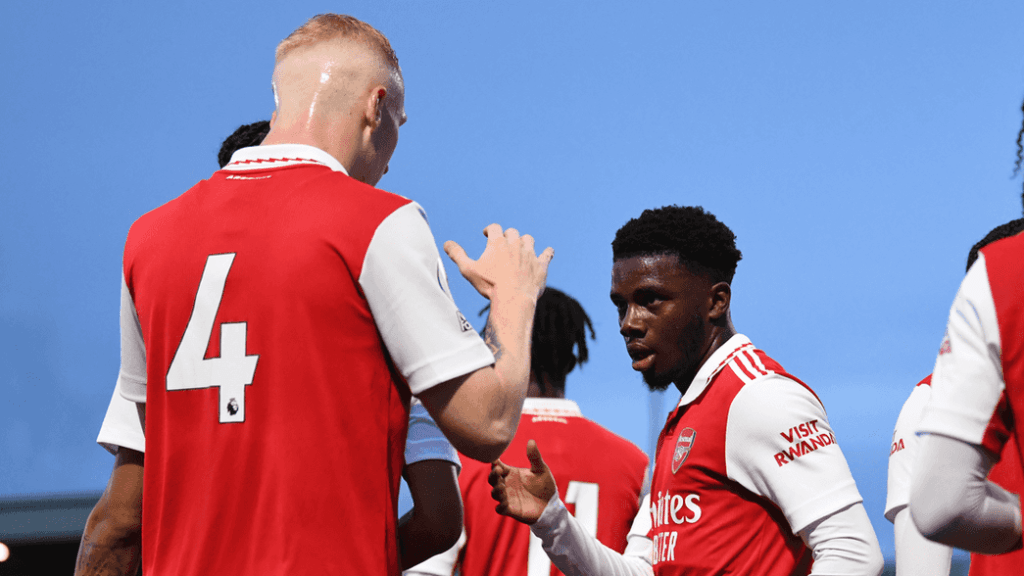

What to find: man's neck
left=261, top=124, right=356, bottom=175
left=673, top=324, right=737, bottom=396
left=526, top=379, right=565, bottom=399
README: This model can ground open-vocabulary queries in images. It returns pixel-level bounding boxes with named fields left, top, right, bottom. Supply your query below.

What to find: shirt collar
left=677, top=333, right=754, bottom=408
left=522, top=397, right=583, bottom=417
left=223, top=143, right=349, bottom=174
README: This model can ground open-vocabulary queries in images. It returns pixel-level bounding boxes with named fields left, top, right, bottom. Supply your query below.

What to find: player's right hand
left=444, top=224, right=554, bottom=301
left=489, top=439, right=557, bottom=525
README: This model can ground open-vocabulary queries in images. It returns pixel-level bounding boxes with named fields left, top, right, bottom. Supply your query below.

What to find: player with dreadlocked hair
left=1014, top=98, right=1024, bottom=211
left=528, top=287, right=595, bottom=397
left=408, top=288, right=649, bottom=576
left=489, top=205, right=883, bottom=575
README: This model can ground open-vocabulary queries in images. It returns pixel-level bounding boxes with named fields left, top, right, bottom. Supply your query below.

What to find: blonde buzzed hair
left=276, top=14, right=399, bottom=69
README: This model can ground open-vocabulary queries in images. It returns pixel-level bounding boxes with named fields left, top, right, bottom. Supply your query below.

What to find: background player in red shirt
left=489, top=206, right=883, bottom=575
left=406, top=287, right=650, bottom=576
left=912, top=217, right=1024, bottom=558
left=886, top=218, right=1024, bottom=576
left=109, top=14, right=554, bottom=576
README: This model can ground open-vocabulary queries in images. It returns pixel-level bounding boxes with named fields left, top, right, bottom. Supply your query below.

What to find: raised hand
left=489, top=440, right=557, bottom=525
left=444, top=224, right=554, bottom=301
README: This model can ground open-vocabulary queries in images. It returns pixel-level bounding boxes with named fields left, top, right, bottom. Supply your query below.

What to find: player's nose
left=619, top=305, right=645, bottom=337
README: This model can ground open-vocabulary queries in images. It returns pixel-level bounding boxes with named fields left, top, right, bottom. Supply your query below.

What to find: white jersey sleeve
left=117, top=273, right=147, bottom=403
left=527, top=493, right=653, bottom=576
left=885, top=383, right=932, bottom=522
left=725, top=375, right=864, bottom=534
left=97, top=380, right=146, bottom=455
left=891, top=508, right=952, bottom=576
left=405, top=398, right=460, bottom=470
left=918, top=254, right=1006, bottom=448
left=360, top=202, right=495, bottom=396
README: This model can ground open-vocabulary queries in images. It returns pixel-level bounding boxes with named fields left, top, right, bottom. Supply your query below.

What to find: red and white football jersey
left=408, top=397, right=649, bottom=576
left=919, top=234, right=1024, bottom=575
left=885, top=374, right=1024, bottom=574
left=116, top=144, right=493, bottom=576
left=643, top=335, right=863, bottom=575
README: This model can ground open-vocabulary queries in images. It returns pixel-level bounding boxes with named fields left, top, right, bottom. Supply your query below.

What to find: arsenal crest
left=672, top=427, right=696, bottom=473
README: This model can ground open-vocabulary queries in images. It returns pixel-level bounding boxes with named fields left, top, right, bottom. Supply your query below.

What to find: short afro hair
left=966, top=217, right=1024, bottom=272
left=612, top=205, right=742, bottom=283
left=218, top=120, right=271, bottom=168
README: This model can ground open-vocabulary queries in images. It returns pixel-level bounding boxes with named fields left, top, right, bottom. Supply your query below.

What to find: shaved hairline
left=276, top=14, right=399, bottom=70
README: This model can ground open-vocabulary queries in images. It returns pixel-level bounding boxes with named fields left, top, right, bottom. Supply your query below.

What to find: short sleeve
left=405, top=398, right=461, bottom=470
left=918, top=254, right=1007, bottom=453
left=117, top=273, right=147, bottom=403
left=97, top=380, right=146, bottom=455
left=884, top=384, right=930, bottom=522
left=725, top=376, right=863, bottom=534
left=360, top=203, right=494, bottom=395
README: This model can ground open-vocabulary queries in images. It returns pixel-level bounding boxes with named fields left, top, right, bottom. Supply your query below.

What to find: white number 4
left=166, top=253, right=259, bottom=423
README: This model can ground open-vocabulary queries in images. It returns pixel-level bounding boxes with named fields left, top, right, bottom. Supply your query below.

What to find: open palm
left=489, top=440, right=557, bottom=525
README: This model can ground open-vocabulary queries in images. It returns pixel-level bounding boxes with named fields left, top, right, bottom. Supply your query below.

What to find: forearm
left=532, top=495, right=653, bottom=576
left=399, top=461, right=463, bottom=569
left=910, top=434, right=1022, bottom=554
left=800, top=503, right=884, bottom=576
left=74, top=499, right=141, bottom=576
left=399, top=508, right=452, bottom=570
left=892, top=508, right=952, bottom=576
left=483, top=289, right=537, bottom=413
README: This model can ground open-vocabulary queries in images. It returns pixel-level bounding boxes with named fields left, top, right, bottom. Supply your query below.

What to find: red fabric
left=125, top=164, right=412, bottom=576
left=457, top=409, right=649, bottom=576
left=971, top=235, right=1024, bottom=574
left=650, top=350, right=813, bottom=576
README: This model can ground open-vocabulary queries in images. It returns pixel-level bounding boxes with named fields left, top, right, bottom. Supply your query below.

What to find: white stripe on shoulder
left=727, top=357, right=756, bottom=384
left=734, top=352, right=765, bottom=380
left=743, top=350, right=774, bottom=377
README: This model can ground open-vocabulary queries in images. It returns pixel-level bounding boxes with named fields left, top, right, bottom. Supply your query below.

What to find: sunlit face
left=609, top=254, right=713, bottom=392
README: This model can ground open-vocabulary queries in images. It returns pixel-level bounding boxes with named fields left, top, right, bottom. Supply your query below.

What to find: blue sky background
left=2, top=1, right=1023, bottom=561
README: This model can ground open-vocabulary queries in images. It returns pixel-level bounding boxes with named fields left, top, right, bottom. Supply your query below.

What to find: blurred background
left=2, top=1, right=1023, bottom=573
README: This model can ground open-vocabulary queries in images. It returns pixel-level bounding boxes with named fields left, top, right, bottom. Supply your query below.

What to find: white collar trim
left=677, top=334, right=754, bottom=408
left=224, top=143, right=349, bottom=174
left=522, top=398, right=583, bottom=417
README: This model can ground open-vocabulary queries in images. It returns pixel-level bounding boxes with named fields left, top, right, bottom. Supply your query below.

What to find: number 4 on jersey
left=166, top=253, right=259, bottom=423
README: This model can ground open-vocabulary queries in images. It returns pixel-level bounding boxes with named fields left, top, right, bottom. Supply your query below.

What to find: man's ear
left=708, top=281, right=731, bottom=321
left=270, top=110, right=277, bottom=128
left=365, top=86, right=387, bottom=129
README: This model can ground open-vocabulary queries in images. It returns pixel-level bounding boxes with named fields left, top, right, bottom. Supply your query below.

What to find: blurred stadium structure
left=0, top=492, right=104, bottom=575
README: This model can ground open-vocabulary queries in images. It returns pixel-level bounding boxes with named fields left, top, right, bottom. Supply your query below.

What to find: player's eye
left=638, top=292, right=663, bottom=307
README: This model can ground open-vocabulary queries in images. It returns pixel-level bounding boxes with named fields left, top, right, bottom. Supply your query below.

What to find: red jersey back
left=972, top=234, right=1024, bottom=575
left=119, top=145, right=494, bottom=576
left=417, top=398, right=648, bottom=576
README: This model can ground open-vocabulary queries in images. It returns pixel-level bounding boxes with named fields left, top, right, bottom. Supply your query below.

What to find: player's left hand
left=489, top=439, right=556, bottom=525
